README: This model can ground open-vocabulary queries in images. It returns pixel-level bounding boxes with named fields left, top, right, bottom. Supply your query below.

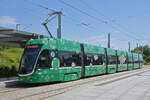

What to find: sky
left=0, top=0, right=150, bottom=51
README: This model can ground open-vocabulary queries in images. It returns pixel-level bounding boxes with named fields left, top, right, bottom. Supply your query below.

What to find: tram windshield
left=19, top=44, right=42, bottom=74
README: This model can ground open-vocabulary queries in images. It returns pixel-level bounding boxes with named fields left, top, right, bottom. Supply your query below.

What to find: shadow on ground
left=5, top=81, right=61, bottom=89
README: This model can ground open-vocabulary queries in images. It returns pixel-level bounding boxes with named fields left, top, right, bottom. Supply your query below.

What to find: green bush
left=0, top=46, right=23, bottom=78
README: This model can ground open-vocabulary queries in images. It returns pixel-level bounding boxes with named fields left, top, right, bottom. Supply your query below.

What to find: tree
left=132, top=45, right=150, bottom=64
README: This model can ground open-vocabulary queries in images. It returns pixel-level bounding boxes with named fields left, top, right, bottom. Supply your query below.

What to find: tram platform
left=49, top=68, right=150, bottom=100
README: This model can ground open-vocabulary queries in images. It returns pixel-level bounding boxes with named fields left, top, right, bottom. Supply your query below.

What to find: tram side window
left=125, top=58, right=128, bottom=64
left=133, top=57, right=138, bottom=63
left=117, top=56, right=120, bottom=64
left=84, top=54, right=104, bottom=66
left=58, top=51, right=81, bottom=67
left=36, top=50, right=51, bottom=68
left=139, top=56, right=143, bottom=63
left=117, top=56, right=127, bottom=64
left=127, top=57, right=133, bottom=64
left=107, top=55, right=117, bottom=65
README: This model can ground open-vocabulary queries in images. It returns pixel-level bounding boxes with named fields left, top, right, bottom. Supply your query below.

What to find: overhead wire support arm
left=24, top=0, right=63, bottom=38
left=42, top=11, right=62, bottom=38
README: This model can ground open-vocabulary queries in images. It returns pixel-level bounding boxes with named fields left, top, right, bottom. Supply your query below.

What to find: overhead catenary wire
left=58, top=0, right=108, bottom=24
left=23, top=0, right=56, bottom=12
left=64, top=14, right=134, bottom=47
left=79, top=0, right=150, bottom=44
left=24, top=0, right=97, bottom=34
left=58, top=0, right=148, bottom=51
left=62, top=12, right=96, bottom=30
left=23, top=7, right=47, bottom=19
left=21, top=24, right=32, bottom=31
left=79, top=0, right=116, bottom=23
left=58, top=0, right=146, bottom=45
left=24, top=0, right=147, bottom=49
left=23, top=0, right=127, bottom=38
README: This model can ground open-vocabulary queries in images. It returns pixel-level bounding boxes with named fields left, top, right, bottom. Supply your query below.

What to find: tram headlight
left=19, top=77, right=23, bottom=81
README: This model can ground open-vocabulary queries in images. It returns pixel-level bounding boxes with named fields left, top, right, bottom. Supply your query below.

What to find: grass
left=0, top=46, right=23, bottom=78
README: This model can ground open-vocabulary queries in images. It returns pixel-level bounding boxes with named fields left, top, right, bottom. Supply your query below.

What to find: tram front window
left=19, top=45, right=42, bottom=74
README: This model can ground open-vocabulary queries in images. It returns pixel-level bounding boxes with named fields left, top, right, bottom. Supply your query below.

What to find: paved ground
left=49, top=70, right=150, bottom=100
left=0, top=77, right=17, bottom=82
left=0, top=66, right=150, bottom=100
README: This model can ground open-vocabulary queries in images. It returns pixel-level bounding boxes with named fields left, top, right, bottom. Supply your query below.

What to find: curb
left=0, top=77, right=17, bottom=82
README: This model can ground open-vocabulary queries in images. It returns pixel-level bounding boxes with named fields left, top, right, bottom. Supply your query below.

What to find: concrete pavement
left=49, top=70, right=150, bottom=100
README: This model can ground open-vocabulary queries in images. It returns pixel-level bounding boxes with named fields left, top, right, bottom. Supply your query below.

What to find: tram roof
left=0, top=26, right=48, bottom=48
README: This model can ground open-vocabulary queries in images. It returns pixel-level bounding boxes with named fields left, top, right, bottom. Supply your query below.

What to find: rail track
left=0, top=80, right=27, bottom=94
left=0, top=66, right=149, bottom=100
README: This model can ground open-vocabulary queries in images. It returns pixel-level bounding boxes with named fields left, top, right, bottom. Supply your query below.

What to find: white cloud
left=75, top=32, right=134, bottom=51
left=79, top=33, right=117, bottom=48
left=0, top=16, right=17, bottom=26
left=76, top=33, right=129, bottom=50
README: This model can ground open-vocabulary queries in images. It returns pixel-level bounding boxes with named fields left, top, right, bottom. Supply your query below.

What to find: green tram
left=18, top=38, right=143, bottom=83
